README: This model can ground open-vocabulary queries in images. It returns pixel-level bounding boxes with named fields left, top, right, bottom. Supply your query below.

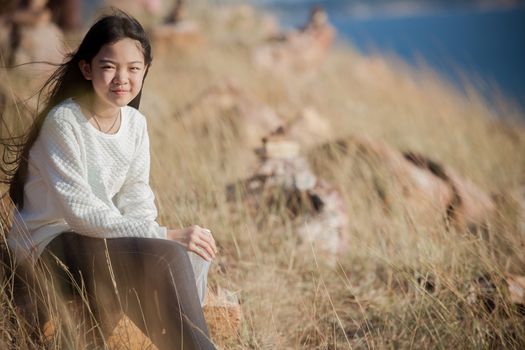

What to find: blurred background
left=77, top=0, right=525, bottom=110
left=255, top=0, right=525, bottom=110
left=2, top=0, right=525, bottom=349
left=4, top=0, right=524, bottom=109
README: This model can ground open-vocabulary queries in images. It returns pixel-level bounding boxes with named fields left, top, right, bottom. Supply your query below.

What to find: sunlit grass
left=1, top=4, right=524, bottom=349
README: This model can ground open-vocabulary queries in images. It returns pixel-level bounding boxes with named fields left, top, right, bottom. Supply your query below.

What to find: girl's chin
left=112, top=90, right=130, bottom=98
left=108, top=94, right=134, bottom=106
left=92, top=93, right=136, bottom=109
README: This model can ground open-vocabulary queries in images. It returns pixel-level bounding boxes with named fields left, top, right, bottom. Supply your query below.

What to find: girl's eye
left=130, top=67, right=141, bottom=72
left=102, top=66, right=114, bottom=70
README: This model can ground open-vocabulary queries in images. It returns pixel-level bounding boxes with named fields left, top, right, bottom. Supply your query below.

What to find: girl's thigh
left=40, top=232, right=209, bottom=301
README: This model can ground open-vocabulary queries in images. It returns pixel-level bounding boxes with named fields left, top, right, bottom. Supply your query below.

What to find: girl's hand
left=167, top=225, right=218, bottom=262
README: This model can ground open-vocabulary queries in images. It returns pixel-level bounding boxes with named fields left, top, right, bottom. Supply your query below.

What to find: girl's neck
left=78, top=95, right=120, bottom=119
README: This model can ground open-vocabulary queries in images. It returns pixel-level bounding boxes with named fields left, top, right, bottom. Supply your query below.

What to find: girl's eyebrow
left=98, top=58, right=144, bottom=65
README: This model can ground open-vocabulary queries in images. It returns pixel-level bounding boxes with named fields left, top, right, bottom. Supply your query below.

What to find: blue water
left=257, top=2, right=525, bottom=109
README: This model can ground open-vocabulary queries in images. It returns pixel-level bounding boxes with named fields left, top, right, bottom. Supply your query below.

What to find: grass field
left=1, top=4, right=525, bottom=349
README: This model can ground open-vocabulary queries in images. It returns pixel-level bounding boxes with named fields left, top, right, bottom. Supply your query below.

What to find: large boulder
left=505, top=274, right=525, bottom=307
left=150, top=20, right=204, bottom=54
left=403, top=152, right=495, bottom=233
left=179, top=82, right=334, bottom=151
left=3, top=1, right=65, bottom=75
left=227, top=134, right=349, bottom=264
left=179, top=81, right=284, bottom=149
left=204, top=4, right=279, bottom=44
left=47, top=0, right=81, bottom=31
left=295, top=179, right=350, bottom=258
left=467, top=274, right=525, bottom=316
left=0, top=1, right=63, bottom=68
left=9, top=21, right=64, bottom=68
left=310, top=135, right=495, bottom=232
left=253, top=6, right=335, bottom=71
left=287, top=107, right=334, bottom=149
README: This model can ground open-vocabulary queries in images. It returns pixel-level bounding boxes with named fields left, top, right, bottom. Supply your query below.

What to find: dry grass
left=1, top=4, right=525, bottom=349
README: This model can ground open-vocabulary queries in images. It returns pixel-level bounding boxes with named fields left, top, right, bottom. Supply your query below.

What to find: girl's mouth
left=112, top=90, right=129, bottom=96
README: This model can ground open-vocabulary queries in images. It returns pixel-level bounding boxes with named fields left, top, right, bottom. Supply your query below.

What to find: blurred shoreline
left=254, top=1, right=525, bottom=111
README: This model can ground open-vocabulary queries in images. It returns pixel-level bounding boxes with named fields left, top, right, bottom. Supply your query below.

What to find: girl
left=6, top=11, right=217, bottom=350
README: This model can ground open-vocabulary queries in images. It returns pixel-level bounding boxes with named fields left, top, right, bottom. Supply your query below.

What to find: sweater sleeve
left=32, top=114, right=167, bottom=239
left=113, top=118, right=165, bottom=229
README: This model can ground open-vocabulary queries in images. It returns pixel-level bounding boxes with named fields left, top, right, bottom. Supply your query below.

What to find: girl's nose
left=113, top=70, right=128, bottom=85
left=113, top=80, right=127, bottom=86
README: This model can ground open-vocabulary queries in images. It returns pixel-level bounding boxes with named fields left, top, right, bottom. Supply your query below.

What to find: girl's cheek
left=99, top=71, right=114, bottom=83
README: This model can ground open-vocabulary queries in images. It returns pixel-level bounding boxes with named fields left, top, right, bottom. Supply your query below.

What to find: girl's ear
left=79, top=60, right=92, bottom=80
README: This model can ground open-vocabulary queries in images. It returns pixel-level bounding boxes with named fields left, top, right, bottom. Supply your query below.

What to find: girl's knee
left=187, top=252, right=211, bottom=306
left=187, top=251, right=211, bottom=272
left=143, top=239, right=194, bottom=273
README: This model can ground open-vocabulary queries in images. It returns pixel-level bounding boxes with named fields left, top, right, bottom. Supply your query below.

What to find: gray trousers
left=187, top=251, right=211, bottom=306
left=14, top=232, right=215, bottom=350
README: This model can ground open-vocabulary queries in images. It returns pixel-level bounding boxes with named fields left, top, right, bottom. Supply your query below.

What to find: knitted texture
left=8, top=98, right=167, bottom=260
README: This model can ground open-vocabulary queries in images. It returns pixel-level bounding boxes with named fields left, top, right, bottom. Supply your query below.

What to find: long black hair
left=6, top=10, right=153, bottom=210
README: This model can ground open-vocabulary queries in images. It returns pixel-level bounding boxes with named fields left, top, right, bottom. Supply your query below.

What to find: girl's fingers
left=196, top=238, right=216, bottom=260
left=190, top=241, right=212, bottom=261
left=200, top=229, right=218, bottom=254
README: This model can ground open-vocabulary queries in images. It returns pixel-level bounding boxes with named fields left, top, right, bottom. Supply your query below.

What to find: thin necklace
left=91, top=108, right=121, bottom=134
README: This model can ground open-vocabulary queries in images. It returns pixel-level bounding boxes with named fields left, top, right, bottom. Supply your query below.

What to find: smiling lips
left=111, top=89, right=129, bottom=96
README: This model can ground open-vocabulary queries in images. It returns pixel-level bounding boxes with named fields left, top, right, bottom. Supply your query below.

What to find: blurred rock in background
left=253, top=6, right=335, bottom=71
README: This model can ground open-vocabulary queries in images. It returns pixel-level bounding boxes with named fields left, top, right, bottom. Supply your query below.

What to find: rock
left=9, top=20, right=65, bottom=74
left=493, top=186, right=525, bottom=239
left=242, top=105, right=284, bottom=149
left=466, top=274, right=499, bottom=314
left=203, top=286, right=242, bottom=345
left=253, top=6, right=335, bottom=71
left=180, top=83, right=332, bottom=151
left=47, top=0, right=82, bottom=31
left=209, top=4, right=279, bottom=41
left=179, top=81, right=284, bottom=149
left=443, top=168, right=495, bottom=233
left=287, top=107, right=334, bottom=149
left=150, top=20, right=204, bottom=54
left=227, top=135, right=349, bottom=263
left=350, top=136, right=455, bottom=221
left=12, top=3, right=52, bottom=27
left=505, top=274, right=525, bottom=306
left=296, top=179, right=349, bottom=260
left=251, top=136, right=316, bottom=192
left=0, top=1, right=65, bottom=71
left=404, top=152, right=495, bottom=232
left=259, top=137, right=301, bottom=160
left=311, top=135, right=495, bottom=232
left=141, top=0, right=163, bottom=15
left=465, top=274, right=525, bottom=318
left=402, top=153, right=454, bottom=214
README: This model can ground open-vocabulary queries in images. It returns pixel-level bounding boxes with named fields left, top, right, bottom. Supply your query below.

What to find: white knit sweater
left=8, top=98, right=167, bottom=261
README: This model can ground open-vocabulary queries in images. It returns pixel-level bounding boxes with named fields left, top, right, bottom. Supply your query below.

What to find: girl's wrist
left=167, top=228, right=183, bottom=242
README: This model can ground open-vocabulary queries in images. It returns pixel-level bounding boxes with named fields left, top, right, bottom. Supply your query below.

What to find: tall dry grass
left=1, top=4, right=525, bottom=349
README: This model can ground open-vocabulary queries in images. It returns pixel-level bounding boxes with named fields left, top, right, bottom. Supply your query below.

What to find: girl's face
left=79, top=38, right=148, bottom=111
